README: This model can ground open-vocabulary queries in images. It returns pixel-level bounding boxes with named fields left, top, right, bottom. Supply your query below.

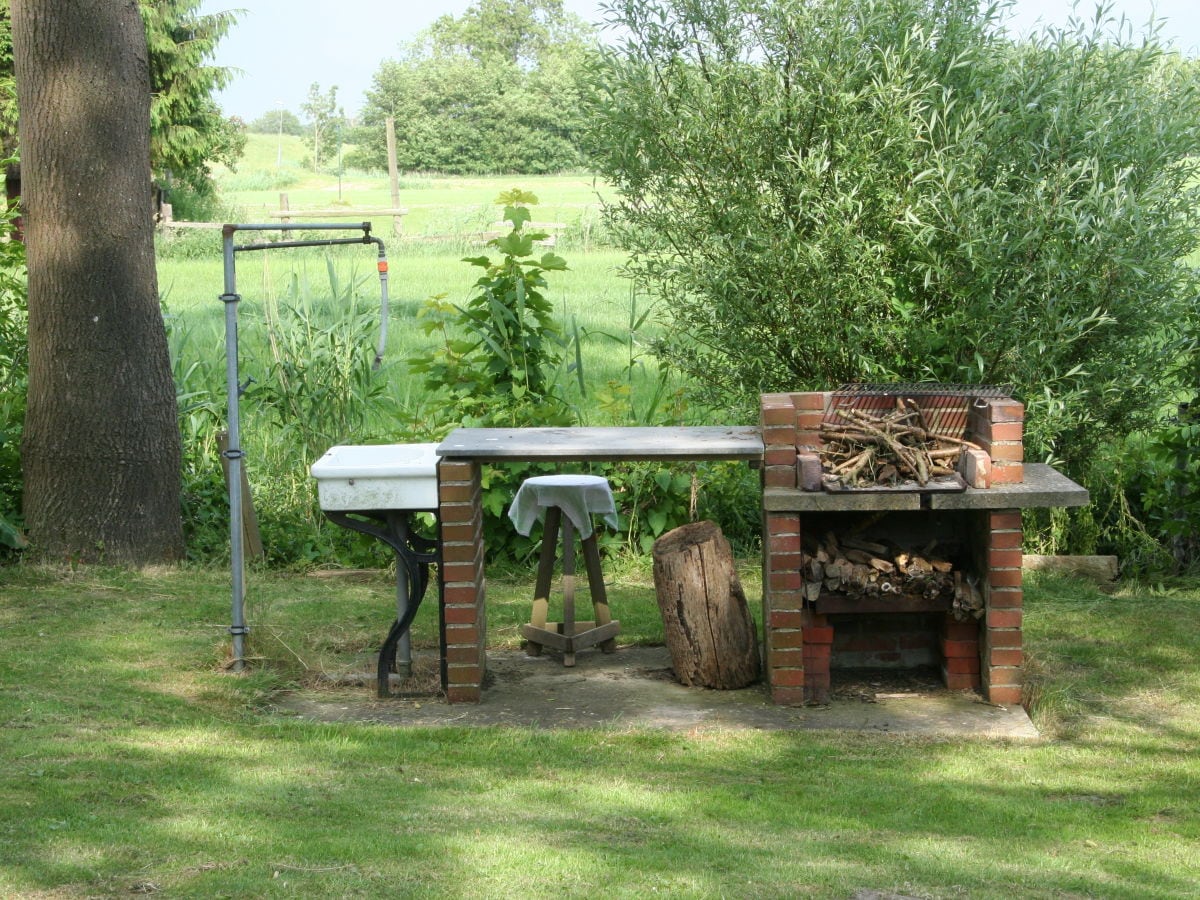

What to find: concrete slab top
left=437, top=426, right=764, bottom=462
left=765, top=463, right=1088, bottom=511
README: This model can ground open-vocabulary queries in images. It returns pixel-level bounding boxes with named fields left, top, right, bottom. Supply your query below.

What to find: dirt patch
left=275, top=645, right=1039, bottom=737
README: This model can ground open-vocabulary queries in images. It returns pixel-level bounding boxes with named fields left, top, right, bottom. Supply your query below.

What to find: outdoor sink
left=311, top=443, right=440, bottom=512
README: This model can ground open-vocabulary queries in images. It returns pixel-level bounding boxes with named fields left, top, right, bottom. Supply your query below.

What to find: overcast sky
left=198, top=0, right=1200, bottom=121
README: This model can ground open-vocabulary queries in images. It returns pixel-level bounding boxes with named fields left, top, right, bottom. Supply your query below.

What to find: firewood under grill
left=802, top=532, right=984, bottom=622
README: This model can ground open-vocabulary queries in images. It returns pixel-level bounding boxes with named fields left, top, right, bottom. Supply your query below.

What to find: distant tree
left=350, top=0, right=594, bottom=174
left=301, top=82, right=339, bottom=170
left=0, top=0, right=243, bottom=195
left=427, top=0, right=566, bottom=66
left=141, top=0, right=244, bottom=192
left=13, top=0, right=184, bottom=563
left=247, top=107, right=304, bottom=136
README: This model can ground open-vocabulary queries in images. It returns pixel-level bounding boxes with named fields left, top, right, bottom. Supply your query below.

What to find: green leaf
left=505, top=205, right=533, bottom=229
left=493, top=233, right=535, bottom=258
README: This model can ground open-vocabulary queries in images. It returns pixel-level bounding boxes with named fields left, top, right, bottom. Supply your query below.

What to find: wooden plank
left=437, top=426, right=764, bottom=462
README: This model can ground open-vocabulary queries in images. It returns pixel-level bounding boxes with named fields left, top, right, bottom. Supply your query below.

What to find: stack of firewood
left=801, top=532, right=984, bottom=621
left=818, top=400, right=980, bottom=488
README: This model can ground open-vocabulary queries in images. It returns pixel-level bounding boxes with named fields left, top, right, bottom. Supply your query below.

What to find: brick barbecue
left=760, top=385, right=1087, bottom=706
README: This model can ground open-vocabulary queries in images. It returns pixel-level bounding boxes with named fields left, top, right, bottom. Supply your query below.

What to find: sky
left=198, top=0, right=1200, bottom=122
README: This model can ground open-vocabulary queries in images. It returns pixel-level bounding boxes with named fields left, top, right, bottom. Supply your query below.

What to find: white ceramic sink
left=311, top=443, right=440, bottom=512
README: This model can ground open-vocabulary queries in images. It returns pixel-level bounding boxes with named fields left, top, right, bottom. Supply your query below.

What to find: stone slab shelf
left=763, top=463, right=1088, bottom=512
left=437, top=426, right=764, bottom=463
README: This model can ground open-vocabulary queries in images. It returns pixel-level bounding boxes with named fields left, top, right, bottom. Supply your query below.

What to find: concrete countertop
left=437, top=426, right=764, bottom=462
left=764, top=463, right=1088, bottom=511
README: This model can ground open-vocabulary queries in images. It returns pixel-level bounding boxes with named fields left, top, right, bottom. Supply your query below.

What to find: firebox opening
left=798, top=509, right=987, bottom=700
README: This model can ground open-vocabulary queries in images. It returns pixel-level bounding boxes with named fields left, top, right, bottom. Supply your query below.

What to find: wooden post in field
left=385, top=117, right=402, bottom=236
left=278, top=192, right=290, bottom=225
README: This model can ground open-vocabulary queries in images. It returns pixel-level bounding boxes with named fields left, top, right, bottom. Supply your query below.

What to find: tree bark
left=13, top=0, right=183, bottom=563
left=652, top=520, right=761, bottom=689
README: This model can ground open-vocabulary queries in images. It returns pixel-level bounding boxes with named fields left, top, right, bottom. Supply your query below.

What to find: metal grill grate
left=822, top=383, right=1014, bottom=440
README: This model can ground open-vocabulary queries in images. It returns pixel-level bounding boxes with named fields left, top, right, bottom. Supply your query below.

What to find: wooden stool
left=510, top=475, right=620, bottom=666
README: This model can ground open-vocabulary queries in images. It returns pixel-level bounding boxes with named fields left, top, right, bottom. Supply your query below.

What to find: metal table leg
left=323, top=511, right=439, bottom=697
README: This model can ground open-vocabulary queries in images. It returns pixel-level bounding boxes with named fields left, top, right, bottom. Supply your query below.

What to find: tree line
left=248, top=0, right=596, bottom=175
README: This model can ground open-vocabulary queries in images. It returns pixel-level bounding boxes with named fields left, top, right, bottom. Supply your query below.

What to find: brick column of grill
left=941, top=616, right=982, bottom=691
left=761, top=392, right=805, bottom=704
left=983, top=509, right=1024, bottom=705
left=969, top=399, right=1025, bottom=484
left=438, top=459, right=486, bottom=703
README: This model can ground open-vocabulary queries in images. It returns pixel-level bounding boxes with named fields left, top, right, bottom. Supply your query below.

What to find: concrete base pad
left=283, top=646, right=1039, bottom=739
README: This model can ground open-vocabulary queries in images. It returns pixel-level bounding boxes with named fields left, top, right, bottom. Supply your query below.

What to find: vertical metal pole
left=221, top=226, right=247, bottom=671
left=394, top=557, right=412, bottom=678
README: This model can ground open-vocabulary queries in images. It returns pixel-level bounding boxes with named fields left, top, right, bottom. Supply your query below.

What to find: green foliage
left=587, top=0, right=1200, bottom=487
left=0, top=3, right=15, bottom=155
left=0, top=190, right=25, bottom=551
left=300, top=83, right=340, bottom=171
left=140, top=0, right=246, bottom=192
left=407, top=191, right=576, bottom=558
left=348, top=1, right=594, bottom=174
left=252, top=259, right=396, bottom=468
left=0, top=0, right=244, bottom=192
left=246, top=107, right=304, bottom=136
left=410, top=189, right=572, bottom=424
left=1126, top=402, right=1200, bottom=572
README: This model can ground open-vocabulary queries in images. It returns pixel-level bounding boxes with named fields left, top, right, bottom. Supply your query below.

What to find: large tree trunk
left=652, top=520, right=761, bottom=689
left=13, top=0, right=183, bottom=563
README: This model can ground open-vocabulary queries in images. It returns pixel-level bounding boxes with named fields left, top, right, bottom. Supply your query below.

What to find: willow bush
left=586, top=0, right=1200, bottom=485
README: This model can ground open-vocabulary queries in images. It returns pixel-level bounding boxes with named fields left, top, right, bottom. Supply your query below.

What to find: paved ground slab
left=279, top=646, right=1039, bottom=739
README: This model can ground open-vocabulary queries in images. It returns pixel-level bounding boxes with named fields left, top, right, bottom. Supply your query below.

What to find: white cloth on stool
left=508, top=474, right=618, bottom=540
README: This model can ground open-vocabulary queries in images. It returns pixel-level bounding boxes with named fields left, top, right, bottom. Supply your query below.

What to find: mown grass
left=1, top=565, right=1198, bottom=898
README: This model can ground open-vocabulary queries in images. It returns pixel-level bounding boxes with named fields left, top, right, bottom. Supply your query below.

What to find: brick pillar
left=801, top=609, right=833, bottom=704
left=941, top=615, right=982, bottom=691
left=761, top=392, right=798, bottom=489
left=763, top=512, right=805, bottom=705
left=970, top=399, right=1025, bottom=484
left=438, top=459, right=486, bottom=703
left=761, top=393, right=806, bottom=705
left=982, top=509, right=1023, bottom=705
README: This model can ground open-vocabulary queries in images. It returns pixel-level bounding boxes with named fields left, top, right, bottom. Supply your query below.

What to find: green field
left=157, top=137, right=709, bottom=566
left=209, top=134, right=612, bottom=239
left=163, top=135, right=649, bottom=424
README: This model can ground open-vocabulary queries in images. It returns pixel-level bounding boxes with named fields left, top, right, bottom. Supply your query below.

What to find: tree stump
left=652, top=521, right=761, bottom=689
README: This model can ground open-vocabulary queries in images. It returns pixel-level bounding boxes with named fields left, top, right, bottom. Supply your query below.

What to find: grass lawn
left=1, top=564, right=1198, bottom=898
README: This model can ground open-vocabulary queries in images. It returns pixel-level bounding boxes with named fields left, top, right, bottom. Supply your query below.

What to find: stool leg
left=582, top=535, right=616, bottom=653
left=561, top=515, right=577, bottom=666
left=526, top=506, right=561, bottom=657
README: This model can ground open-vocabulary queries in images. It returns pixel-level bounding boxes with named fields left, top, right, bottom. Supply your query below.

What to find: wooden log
left=652, top=521, right=761, bottom=689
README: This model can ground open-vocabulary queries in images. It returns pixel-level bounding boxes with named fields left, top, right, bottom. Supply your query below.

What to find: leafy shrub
left=587, top=0, right=1200, bottom=482
left=0, top=200, right=27, bottom=552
